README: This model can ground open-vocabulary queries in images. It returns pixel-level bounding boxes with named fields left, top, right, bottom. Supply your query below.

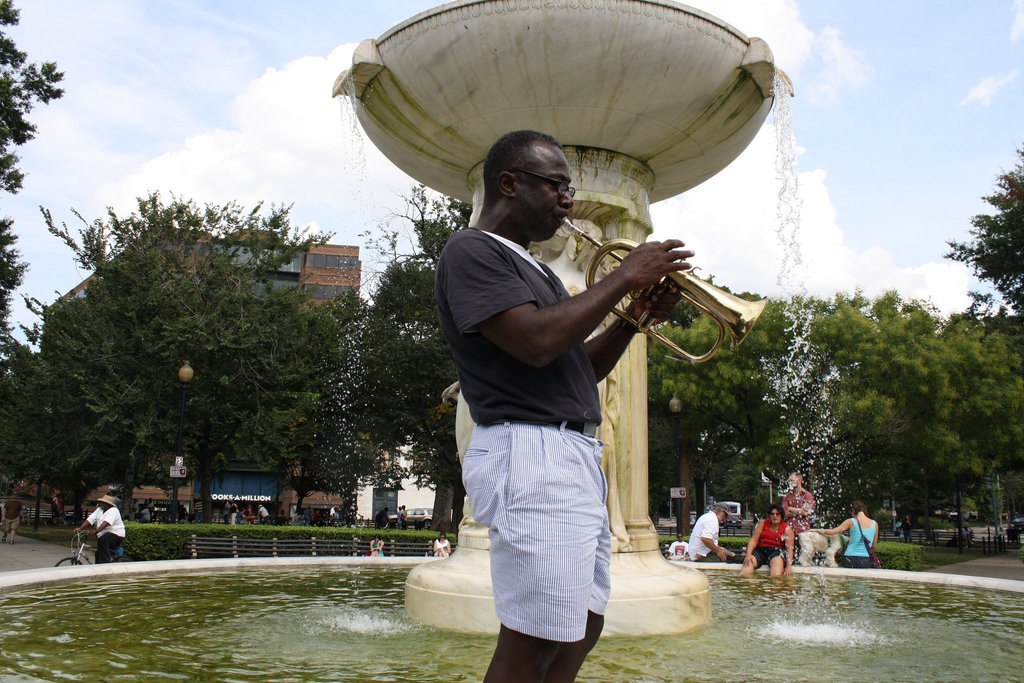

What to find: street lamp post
left=669, top=395, right=691, bottom=536
left=172, top=361, right=194, bottom=524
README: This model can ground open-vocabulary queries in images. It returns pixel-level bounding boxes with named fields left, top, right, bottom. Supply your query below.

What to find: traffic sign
left=670, top=487, right=687, bottom=499
left=170, top=465, right=187, bottom=478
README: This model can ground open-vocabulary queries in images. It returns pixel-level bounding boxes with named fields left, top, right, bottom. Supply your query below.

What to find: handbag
left=858, top=520, right=881, bottom=568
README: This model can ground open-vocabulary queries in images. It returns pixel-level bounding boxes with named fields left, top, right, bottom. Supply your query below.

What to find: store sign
left=211, top=493, right=272, bottom=502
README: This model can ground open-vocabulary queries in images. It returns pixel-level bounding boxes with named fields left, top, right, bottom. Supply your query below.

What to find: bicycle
left=55, top=530, right=133, bottom=566
left=45, top=511, right=69, bottom=527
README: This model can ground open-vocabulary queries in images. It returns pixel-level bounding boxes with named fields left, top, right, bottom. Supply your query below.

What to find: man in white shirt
left=685, top=503, right=735, bottom=562
left=257, top=504, right=270, bottom=524
left=666, top=533, right=688, bottom=561
left=73, top=494, right=126, bottom=563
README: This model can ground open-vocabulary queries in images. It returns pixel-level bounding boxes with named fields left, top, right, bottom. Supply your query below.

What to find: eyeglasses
left=509, top=168, right=576, bottom=197
left=769, top=511, right=782, bottom=516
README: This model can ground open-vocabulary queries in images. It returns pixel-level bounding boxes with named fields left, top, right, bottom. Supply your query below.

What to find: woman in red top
left=740, top=502, right=794, bottom=577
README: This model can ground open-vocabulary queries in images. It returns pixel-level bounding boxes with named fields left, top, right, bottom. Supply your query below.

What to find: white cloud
left=98, top=44, right=419, bottom=245
left=649, top=125, right=971, bottom=315
left=806, top=26, right=874, bottom=105
left=1013, top=0, right=1024, bottom=41
left=959, top=70, right=1019, bottom=106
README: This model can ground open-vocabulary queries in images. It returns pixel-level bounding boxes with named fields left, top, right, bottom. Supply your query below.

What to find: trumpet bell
left=583, top=236, right=766, bottom=364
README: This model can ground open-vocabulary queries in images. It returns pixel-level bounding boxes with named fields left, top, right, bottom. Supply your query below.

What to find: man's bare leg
left=543, top=611, right=604, bottom=683
left=483, top=625, right=560, bottom=683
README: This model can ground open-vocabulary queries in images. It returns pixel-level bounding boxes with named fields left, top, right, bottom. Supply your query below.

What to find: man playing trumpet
left=435, top=129, right=693, bottom=682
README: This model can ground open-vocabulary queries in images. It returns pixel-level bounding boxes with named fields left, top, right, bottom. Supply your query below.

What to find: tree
left=363, top=186, right=468, bottom=532
left=257, top=292, right=380, bottom=523
left=946, top=145, right=1024, bottom=314
left=15, top=194, right=325, bottom=520
left=0, top=1, right=64, bottom=351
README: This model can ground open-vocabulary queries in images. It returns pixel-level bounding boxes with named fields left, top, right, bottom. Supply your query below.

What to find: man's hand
left=715, top=546, right=729, bottom=562
left=623, top=285, right=683, bottom=327
left=613, top=240, right=693, bottom=295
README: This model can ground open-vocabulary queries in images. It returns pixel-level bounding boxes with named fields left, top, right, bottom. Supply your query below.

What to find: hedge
left=122, top=522, right=456, bottom=562
left=659, top=536, right=924, bottom=571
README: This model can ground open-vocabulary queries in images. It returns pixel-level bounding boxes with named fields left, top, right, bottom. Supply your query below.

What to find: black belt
left=562, top=421, right=599, bottom=437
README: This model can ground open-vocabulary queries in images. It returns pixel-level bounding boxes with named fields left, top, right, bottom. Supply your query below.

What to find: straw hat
left=96, top=494, right=118, bottom=507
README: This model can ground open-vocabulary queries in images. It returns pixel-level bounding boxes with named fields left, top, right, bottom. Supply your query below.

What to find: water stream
left=764, top=72, right=845, bottom=519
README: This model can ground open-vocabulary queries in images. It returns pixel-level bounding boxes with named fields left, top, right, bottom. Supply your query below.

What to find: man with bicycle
left=72, top=494, right=125, bottom=563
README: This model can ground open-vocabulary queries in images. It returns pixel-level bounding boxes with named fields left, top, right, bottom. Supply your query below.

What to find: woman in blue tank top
left=813, top=501, right=877, bottom=568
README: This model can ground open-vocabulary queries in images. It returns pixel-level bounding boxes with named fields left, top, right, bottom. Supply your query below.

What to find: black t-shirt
left=435, top=228, right=601, bottom=426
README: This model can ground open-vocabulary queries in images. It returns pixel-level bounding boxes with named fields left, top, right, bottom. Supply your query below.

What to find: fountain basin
left=333, top=0, right=782, bottom=203
left=2, top=559, right=1022, bottom=682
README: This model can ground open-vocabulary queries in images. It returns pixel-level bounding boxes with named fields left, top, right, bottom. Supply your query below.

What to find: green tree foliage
left=363, top=186, right=468, bottom=532
left=648, top=293, right=782, bottom=518
left=257, top=291, right=379, bottom=523
left=0, top=1, right=63, bottom=194
left=5, top=194, right=327, bottom=518
left=946, top=145, right=1024, bottom=314
left=647, top=290, right=1024, bottom=527
left=0, top=1, right=64, bottom=351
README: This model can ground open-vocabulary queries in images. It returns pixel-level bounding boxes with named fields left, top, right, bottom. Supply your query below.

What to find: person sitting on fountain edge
left=684, top=503, right=737, bottom=562
left=812, top=501, right=878, bottom=569
left=740, top=502, right=794, bottom=577
left=435, top=129, right=691, bottom=683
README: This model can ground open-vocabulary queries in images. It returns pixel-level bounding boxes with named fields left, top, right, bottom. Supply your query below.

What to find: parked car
left=406, top=508, right=433, bottom=530
left=722, top=514, right=743, bottom=531
left=1008, top=517, right=1024, bottom=532
left=389, top=507, right=433, bottom=530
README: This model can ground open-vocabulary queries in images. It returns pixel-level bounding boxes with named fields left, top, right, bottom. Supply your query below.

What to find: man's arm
left=477, top=241, right=692, bottom=368
left=701, top=536, right=731, bottom=561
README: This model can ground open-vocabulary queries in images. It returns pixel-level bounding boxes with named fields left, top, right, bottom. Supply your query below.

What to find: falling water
left=763, top=71, right=846, bottom=524
left=336, top=71, right=370, bottom=225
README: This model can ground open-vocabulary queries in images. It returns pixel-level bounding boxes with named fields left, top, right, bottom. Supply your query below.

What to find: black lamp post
left=669, top=394, right=691, bottom=537
left=172, top=360, right=194, bottom=524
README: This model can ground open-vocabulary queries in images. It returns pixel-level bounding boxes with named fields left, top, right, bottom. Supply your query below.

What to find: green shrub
left=122, top=522, right=456, bottom=561
left=875, top=541, right=923, bottom=571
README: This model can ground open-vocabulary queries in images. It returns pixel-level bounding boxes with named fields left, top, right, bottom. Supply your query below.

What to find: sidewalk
left=929, top=552, right=1024, bottom=581
left=0, top=535, right=78, bottom=572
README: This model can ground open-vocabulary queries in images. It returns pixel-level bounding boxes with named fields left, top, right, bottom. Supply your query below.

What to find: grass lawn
left=13, top=525, right=78, bottom=547
left=920, top=545, right=986, bottom=571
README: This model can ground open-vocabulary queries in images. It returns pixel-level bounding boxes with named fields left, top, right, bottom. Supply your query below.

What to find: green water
left=1, top=567, right=1020, bottom=682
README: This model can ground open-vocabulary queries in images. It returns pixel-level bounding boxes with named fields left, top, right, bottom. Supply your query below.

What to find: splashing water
left=755, top=618, right=882, bottom=646
left=763, top=71, right=846, bottom=522
left=314, top=606, right=419, bottom=636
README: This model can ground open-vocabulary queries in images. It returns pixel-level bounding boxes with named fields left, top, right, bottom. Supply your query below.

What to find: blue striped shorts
left=463, top=421, right=611, bottom=642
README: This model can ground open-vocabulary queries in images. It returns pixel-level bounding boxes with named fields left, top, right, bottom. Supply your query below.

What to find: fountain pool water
left=2, top=565, right=1021, bottom=682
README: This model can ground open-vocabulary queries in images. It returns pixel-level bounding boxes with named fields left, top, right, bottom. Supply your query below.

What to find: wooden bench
left=184, top=535, right=454, bottom=559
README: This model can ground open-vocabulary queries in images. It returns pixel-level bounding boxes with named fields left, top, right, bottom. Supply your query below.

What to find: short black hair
left=767, top=502, right=784, bottom=518
left=483, top=129, right=561, bottom=190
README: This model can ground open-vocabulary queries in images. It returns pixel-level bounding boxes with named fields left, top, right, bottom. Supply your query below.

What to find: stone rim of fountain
left=5, top=559, right=1023, bottom=598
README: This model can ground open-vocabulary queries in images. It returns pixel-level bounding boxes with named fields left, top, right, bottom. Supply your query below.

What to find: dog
left=798, top=530, right=841, bottom=567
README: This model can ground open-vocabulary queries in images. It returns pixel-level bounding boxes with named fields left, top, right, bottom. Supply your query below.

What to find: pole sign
left=170, top=465, right=187, bottom=478
left=670, top=487, right=687, bottom=499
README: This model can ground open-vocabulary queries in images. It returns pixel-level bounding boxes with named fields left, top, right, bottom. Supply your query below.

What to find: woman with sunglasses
left=740, top=502, right=794, bottom=577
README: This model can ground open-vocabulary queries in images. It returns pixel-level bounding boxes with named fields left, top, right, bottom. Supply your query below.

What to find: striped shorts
left=463, top=421, right=611, bottom=643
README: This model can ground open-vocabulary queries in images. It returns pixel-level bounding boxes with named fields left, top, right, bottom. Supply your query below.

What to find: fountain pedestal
left=335, top=0, right=784, bottom=635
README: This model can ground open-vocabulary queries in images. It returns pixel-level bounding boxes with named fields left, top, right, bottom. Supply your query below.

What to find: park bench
left=184, top=534, right=454, bottom=559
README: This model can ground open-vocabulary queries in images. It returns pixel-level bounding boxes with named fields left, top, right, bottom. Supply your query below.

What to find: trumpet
left=564, top=220, right=766, bottom=364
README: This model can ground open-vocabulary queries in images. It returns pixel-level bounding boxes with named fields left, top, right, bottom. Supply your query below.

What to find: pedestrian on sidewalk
left=1, top=496, right=25, bottom=544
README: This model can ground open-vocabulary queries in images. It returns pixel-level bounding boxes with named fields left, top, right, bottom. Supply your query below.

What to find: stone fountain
left=333, top=0, right=786, bottom=635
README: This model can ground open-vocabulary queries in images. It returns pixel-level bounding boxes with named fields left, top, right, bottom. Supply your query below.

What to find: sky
left=4, top=0, right=1023, bottom=337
